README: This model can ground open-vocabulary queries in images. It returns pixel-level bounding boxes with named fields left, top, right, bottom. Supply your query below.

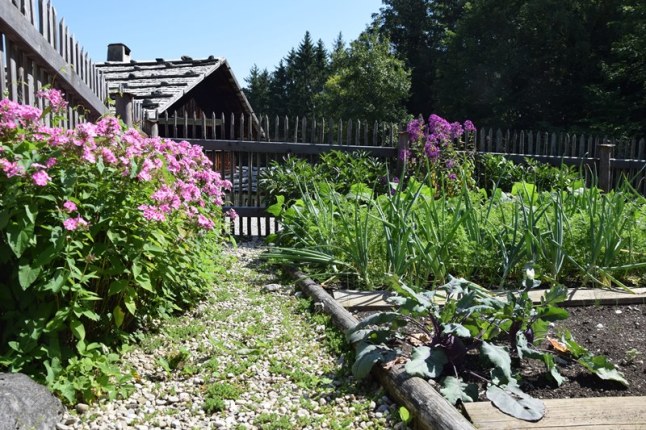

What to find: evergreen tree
left=243, top=64, right=271, bottom=115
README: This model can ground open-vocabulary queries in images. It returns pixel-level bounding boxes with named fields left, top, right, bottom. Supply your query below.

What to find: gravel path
left=58, top=240, right=403, bottom=430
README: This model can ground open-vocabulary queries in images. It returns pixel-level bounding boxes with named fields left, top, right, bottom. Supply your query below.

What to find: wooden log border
left=287, top=267, right=476, bottom=430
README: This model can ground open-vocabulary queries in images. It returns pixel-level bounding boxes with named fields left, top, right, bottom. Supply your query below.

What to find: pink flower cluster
left=36, top=88, right=68, bottom=112
left=0, top=94, right=232, bottom=232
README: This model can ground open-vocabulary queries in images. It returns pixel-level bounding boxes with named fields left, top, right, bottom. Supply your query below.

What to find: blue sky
left=51, top=0, right=383, bottom=86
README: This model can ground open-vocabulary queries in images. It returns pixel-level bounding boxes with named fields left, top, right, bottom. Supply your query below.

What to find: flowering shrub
left=0, top=90, right=231, bottom=402
left=405, top=114, right=477, bottom=195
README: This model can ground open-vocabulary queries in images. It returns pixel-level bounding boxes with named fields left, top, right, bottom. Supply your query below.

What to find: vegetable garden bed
left=293, top=271, right=646, bottom=429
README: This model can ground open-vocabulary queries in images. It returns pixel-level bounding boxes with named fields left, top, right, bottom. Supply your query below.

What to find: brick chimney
left=107, top=43, right=131, bottom=62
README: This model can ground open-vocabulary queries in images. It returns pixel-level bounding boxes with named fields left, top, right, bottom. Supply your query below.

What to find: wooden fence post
left=597, top=142, right=614, bottom=192
left=114, top=90, right=134, bottom=128
left=396, top=130, right=409, bottom=174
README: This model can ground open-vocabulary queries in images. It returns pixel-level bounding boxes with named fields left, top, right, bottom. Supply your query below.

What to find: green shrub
left=0, top=91, right=232, bottom=403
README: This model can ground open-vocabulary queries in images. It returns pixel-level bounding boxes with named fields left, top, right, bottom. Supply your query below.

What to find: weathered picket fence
left=0, top=0, right=108, bottom=125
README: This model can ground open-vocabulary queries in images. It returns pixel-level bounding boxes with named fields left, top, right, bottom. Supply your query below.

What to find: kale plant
left=347, top=271, right=627, bottom=421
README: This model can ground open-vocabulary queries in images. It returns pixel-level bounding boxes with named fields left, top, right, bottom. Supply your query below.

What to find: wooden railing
left=0, top=0, right=108, bottom=126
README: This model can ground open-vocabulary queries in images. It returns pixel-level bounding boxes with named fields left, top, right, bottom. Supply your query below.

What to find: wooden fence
left=162, top=112, right=399, bottom=236
left=0, top=0, right=108, bottom=126
left=473, top=128, right=646, bottom=194
left=164, top=110, right=645, bottom=236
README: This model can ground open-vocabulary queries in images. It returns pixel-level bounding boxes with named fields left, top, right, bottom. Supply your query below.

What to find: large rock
left=0, top=372, right=64, bottom=430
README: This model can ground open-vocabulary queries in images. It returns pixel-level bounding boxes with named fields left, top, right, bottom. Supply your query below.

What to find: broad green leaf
left=536, top=305, right=569, bottom=321
left=486, top=384, right=545, bottom=421
left=440, top=376, right=478, bottom=404
left=6, top=221, right=34, bottom=258
left=136, top=273, right=153, bottom=292
left=132, top=261, right=142, bottom=278
left=70, top=319, right=85, bottom=341
left=516, top=332, right=544, bottom=361
left=42, top=272, right=66, bottom=293
left=266, top=195, right=285, bottom=217
left=108, top=280, right=129, bottom=296
left=578, top=355, right=628, bottom=386
left=540, top=284, right=568, bottom=305
left=442, top=323, right=471, bottom=337
left=18, top=263, right=41, bottom=289
left=349, top=312, right=405, bottom=333
left=352, top=343, right=396, bottom=379
left=405, top=346, right=447, bottom=379
left=481, top=341, right=512, bottom=381
left=113, top=305, right=125, bottom=328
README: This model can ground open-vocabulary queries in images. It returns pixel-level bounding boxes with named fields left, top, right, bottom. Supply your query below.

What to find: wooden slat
left=464, top=396, right=646, bottom=430
left=334, top=287, right=646, bottom=310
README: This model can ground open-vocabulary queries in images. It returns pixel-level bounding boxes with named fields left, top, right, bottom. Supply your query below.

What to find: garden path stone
left=60, top=240, right=401, bottom=429
left=0, top=372, right=65, bottom=430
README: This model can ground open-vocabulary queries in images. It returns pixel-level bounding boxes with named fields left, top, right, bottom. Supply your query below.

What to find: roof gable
left=97, top=57, right=230, bottom=115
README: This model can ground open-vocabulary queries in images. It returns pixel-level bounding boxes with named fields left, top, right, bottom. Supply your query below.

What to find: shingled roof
left=96, top=51, right=255, bottom=121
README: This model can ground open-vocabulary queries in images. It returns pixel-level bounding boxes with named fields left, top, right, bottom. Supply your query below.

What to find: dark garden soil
left=520, top=303, right=646, bottom=399
left=353, top=303, right=646, bottom=401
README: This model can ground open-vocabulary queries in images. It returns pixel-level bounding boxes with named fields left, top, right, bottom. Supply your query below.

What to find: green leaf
left=398, top=406, right=412, bottom=424
left=123, top=294, right=137, bottom=315
left=405, top=346, right=447, bottom=379
left=486, top=383, right=545, bottom=421
left=536, top=305, right=569, bottom=321
left=113, top=305, right=125, bottom=328
left=542, top=354, right=565, bottom=386
left=42, top=272, right=66, bottom=293
left=481, top=341, right=512, bottom=381
left=516, top=332, right=544, bottom=361
left=70, top=319, right=85, bottom=341
left=442, top=323, right=471, bottom=338
left=266, top=195, right=285, bottom=217
left=578, top=355, right=628, bottom=386
left=440, top=376, right=478, bottom=404
left=6, top=221, right=34, bottom=258
left=136, top=273, right=153, bottom=292
left=108, top=280, right=129, bottom=296
left=18, top=263, right=41, bottom=289
left=352, top=343, right=396, bottom=379
left=540, top=284, right=568, bottom=305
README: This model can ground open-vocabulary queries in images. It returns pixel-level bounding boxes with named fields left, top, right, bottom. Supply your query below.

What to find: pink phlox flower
left=225, top=209, right=238, bottom=220
left=151, top=185, right=180, bottom=209
left=464, top=120, right=476, bottom=133
left=177, top=180, right=201, bottom=202
left=96, top=117, right=121, bottom=137
left=63, top=200, right=77, bottom=212
left=196, top=214, right=215, bottom=230
left=101, top=148, right=118, bottom=164
left=36, top=88, right=68, bottom=112
left=32, top=170, right=50, bottom=186
left=0, top=158, right=25, bottom=178
left=399, top=148, right=411, bottom=161
left=63, top=216, right=88, bottom=231
left=138, top=204, right=166, bottom=222
left=445, top=159, right=456, bottom=169
left=45, top=158, right=57, bottom=168
left=82, top=146, right=96, bottom=163
left=31, top=162, right=47, bottom=170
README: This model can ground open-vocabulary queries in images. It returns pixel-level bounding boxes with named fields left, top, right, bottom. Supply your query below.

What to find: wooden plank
left=464, top=396, right=646, bottom=430
left=0, top=34, right=6, bottom=99
left=185, top=139, right=398, bottom=157
left=334, top=287, right=646, bottom=310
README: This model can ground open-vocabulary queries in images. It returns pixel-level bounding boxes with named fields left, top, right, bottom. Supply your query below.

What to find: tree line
left=244, top=1, right=646, bottom=137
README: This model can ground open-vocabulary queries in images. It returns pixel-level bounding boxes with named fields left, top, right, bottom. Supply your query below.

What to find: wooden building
left=96, top=43, right=258, bottom=140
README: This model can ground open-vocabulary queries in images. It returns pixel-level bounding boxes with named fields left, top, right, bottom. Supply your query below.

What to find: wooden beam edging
left=287, top=267, right=476, bottom=430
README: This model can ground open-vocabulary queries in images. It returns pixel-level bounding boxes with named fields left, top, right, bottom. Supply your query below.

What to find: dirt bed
left=522, top=303, right=646, bottom=399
